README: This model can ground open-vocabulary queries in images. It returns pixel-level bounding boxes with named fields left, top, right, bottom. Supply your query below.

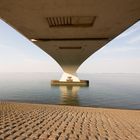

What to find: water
left=0, top=73, right=140, bottom=109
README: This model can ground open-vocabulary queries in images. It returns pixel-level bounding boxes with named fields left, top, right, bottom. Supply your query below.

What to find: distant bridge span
left=0, top=0, right=140, bottom=75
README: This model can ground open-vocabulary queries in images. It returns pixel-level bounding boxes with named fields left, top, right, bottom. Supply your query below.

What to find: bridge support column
left=60, top=72, right=80, bottom=82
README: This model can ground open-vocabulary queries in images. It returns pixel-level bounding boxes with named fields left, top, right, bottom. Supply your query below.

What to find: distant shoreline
left=1, top=100, right=139, bottom=111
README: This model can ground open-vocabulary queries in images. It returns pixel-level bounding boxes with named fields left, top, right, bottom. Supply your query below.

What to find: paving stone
left=0, top=102, right=140, bottom=140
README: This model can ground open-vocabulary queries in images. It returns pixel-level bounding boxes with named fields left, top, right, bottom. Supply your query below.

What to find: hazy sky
left=0, top=19, right=63, bottom=72
left=78, top=21, right=140, bottom=73
left=0, top=19, right=140, bottom=73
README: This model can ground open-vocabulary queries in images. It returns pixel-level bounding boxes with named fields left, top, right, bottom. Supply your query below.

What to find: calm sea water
left=0, top=73, right=140, bottom=109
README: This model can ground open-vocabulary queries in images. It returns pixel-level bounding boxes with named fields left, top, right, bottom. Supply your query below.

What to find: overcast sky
left=0, top=19, right=63, bottom=72
left=0, top=19, right=140, bottom=73
left=78, top=21, right=140, bottom=73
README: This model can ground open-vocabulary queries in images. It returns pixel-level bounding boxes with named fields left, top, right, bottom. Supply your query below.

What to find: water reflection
left=59, top=86, right=80, bottom=105
left=0, top=73, right=140, bottom=109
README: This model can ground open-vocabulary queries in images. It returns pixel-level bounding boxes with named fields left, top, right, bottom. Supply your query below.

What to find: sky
left=0, top=19, right=140, bottom=73
left=0, top=19, right=63, bottom=72
left=78, top=21, right=140, bottom=73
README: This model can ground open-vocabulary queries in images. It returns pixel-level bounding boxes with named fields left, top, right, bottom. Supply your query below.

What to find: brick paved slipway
left=0, top=102, right=140, bottom=140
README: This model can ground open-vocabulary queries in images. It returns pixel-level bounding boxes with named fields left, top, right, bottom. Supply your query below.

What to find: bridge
left=0, top=0, right=140, bottom=80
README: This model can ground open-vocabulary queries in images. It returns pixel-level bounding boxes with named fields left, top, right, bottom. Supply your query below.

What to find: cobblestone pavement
left=0, top=102, right=140, bottom=140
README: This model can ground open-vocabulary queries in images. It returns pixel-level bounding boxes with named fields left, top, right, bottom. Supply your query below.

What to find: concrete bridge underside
left=0, top=0, right=140, bottom=74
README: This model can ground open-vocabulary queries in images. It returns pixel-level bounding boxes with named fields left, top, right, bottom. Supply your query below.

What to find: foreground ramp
left=0, top=102, right=140, bottom=139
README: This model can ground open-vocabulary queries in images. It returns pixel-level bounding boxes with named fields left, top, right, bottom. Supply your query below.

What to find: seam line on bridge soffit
left=31, top=38, right=109, bottom=42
